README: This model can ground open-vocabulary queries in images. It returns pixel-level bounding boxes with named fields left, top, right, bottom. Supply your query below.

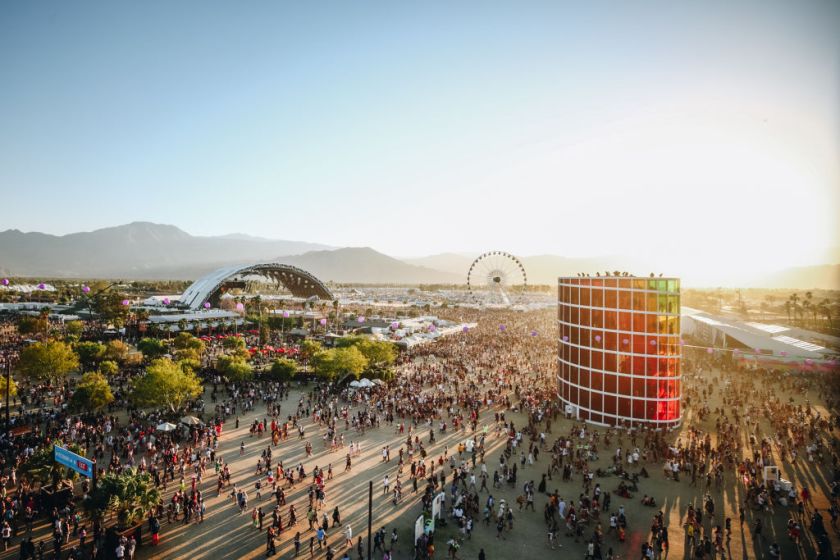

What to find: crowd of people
left=0, top=305, right=838, bottom=560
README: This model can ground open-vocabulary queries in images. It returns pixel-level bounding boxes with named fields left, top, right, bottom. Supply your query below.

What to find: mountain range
left=0, top=222, right=837, bottom=289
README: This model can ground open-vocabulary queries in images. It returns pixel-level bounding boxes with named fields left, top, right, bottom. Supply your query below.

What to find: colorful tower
left=558, top=275, right=681, bottom=428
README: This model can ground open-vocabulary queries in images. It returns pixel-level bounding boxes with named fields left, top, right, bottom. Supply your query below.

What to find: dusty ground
left=2, top=366, right=837, bottom=560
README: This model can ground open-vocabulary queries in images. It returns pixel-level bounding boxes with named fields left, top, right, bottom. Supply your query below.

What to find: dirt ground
left=139, top=369, right=838, bottom=560
left=2, top=365, right=837, bottom=560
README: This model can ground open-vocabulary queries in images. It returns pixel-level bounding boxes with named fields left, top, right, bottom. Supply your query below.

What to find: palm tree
left=83, top=468, right=160, bottom=527
left=803, top=300, right=813, bottom=328
left=817, top=299, right=832, bottom=328
left=805, top=291, right=815, bottom=326
left=788, top=293, right=800, bottom=325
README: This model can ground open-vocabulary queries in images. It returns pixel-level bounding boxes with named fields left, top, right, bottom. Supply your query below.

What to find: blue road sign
left=54, top=445, right=94, bottom=478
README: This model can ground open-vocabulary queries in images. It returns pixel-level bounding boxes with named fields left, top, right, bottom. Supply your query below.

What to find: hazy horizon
left=1, top=2, right=838, bottom=286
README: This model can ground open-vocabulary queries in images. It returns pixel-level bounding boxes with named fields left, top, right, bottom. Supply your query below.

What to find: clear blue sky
left=1, top=1, right=838, bottom=281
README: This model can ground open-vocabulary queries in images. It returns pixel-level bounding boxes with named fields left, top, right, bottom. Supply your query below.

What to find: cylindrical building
left=558, top=275, right=681, bottom=428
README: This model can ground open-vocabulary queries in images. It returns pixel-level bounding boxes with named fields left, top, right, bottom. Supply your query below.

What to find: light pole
left=367, top=480, right=372, bottom=560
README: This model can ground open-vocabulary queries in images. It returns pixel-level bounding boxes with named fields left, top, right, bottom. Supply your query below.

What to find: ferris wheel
left=467, top=251, right=527, bottom=306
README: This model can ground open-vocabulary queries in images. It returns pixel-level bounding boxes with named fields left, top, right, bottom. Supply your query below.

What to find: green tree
left=98, top=360, right=119, bottom=377
left=130, top=358, right=202, bottom=413
left=222, top=336, right=246, bottom=352
left=0, top=376, right=17, bottom=401
left=104, top=339, right=130, bottom=363
left=312, top=347, right=368, bottom=381
left=299, top=340, right=323, bottom=361
left=335, top=335, right=364, bottom=348
left=15, top=340, right=79, bottom=383
left=216, top=355, right=253, bottom=382
left=65, top=321, right=84, bottom=339
left=177, top=357, right=201, bottom=373
left=92, top=291, right=130, bottom=327
left=75, top=341, right=106, bottom=371
left=137, top=338, right=168, bottom=361
left=174, top=332, right=205, bottom=354
left=17, top=315, right=48, bottom=336
left=354, top=339, right=397, bottom=368
left=82, top=468, right=160, bottom=527
left=69, top=372, right=114, bottom=412
left=268, top=357, right=298, bottom=381
left=221, top=336, right=250, bottom=360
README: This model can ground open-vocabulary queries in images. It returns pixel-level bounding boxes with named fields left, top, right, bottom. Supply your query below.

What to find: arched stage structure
left=179, top=263, right=334, bottom=310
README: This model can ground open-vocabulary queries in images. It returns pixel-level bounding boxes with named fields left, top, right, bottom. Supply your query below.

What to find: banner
left=414, top=515, right=424, bottom=544
left=432, top=492, right=445, bottom=519
left=54, top=445, right=94, bottom=478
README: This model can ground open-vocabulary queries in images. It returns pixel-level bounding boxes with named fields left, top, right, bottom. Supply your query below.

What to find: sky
left=1, top=1, right=838, bottom=284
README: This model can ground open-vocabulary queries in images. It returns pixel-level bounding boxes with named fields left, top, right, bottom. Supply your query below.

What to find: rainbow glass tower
left=558, top=275, right=681, bottom=428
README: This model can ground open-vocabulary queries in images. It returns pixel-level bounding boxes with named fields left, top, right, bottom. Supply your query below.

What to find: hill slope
left=0, top=222, right=331, bottom=277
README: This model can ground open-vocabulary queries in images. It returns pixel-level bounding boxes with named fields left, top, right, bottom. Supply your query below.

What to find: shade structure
left=180, top=416, right=202, bottom=426
left=156, top=422, right=177, bottom=432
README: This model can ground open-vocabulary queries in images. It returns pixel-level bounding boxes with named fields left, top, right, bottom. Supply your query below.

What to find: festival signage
left=414, top=515, right=425, bottom=544
left=54, top=445, right=95, bottom=478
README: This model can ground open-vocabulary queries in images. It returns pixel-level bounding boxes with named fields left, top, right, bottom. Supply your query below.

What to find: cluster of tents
left=155, top=415, right=203, bottom=432
left=348, top=378, right=383, bottom=389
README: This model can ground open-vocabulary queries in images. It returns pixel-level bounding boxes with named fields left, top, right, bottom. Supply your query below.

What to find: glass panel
left=617, top=374, right=632, bottom=395
left=618, top=397, right=632, bottom=418
left=591, top=309, right=603, bottom=328
left=580, top=350, right=590, bottom=368
left=668, top=295, right=679, bottom=314
left=605, top=278, right=616, bottom=287
left=591, top=371, right=603, bottom=391
left=605, top=331, right=617, bottom=351
left=591, top=351, right=603, bottom=371
left=604, top=374, right=617, bottom=394
left=604, top=351, right=618, bottom=373
left=632, top=336, right=646, bottom=356
left=578, top=367, right=589, bottom=387
left=667, top=279, right=676, bottom=292
left=658, top=294, right=668, bottom=313
left=633, top=279, right=646, bottom=289
left=646, top=293, right=657, bottom=312
left=570, top=287, right=579, bottom=305
left=619, top=312, right=632, bottom=331
left=616, top=353, right=629, bottom=374
left=632, top=292, right=645, bottom=310
left=619, top=290, right=631, bottom=309
left=657, top=279, right=667, bottom=291
left=605, top=289, right=617, bottom=308
left=579, top=389, right=590, bottom=408
left=592, top=289, right=603, bottom=307
left=645, top=400, right=658, bottom=421
left=603, top=394, right=616, bottom=415
left=633, top=313, right=646, bottom=332
left=633, top=399, right=645, bottom=419
left=632, top=377, right=645, bottom=398
left=591, top=391, right=603, bottom=411
left=605, top=309, right=617, bottom=330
